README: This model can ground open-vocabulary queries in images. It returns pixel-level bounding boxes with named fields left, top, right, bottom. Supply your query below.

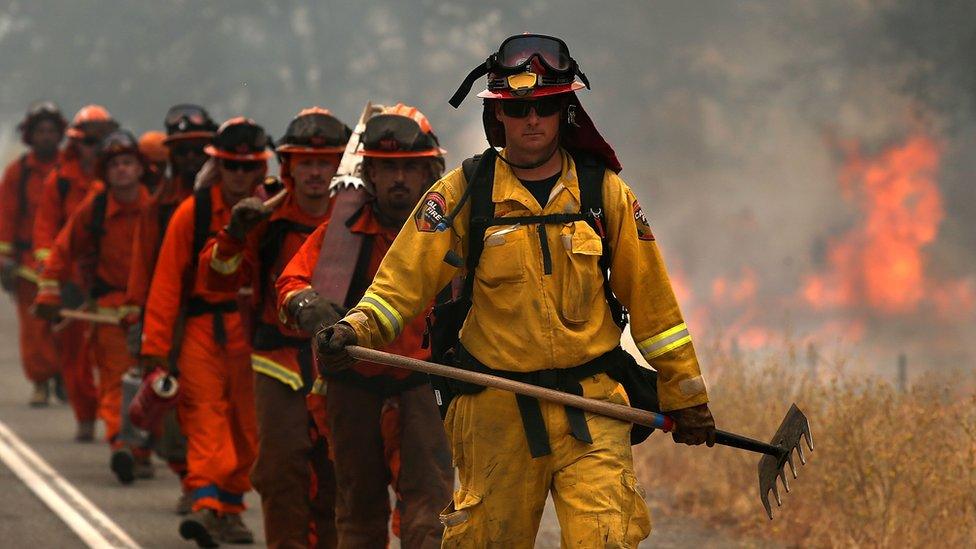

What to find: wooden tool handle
left=59, top=309, right=121, bottom=325
left=345, top=346, right=675, bottom=431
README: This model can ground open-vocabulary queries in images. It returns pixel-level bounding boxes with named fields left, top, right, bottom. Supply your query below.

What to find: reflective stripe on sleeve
left=359, top=291, right=404, bottom=339
left=34, top=248, right=51, bottom=262
left=637, top=322, right=692, bottom=360
left=251, top=355, right=303, bottom=390
left=15, top=266, right=38, bottom=283
left=209, top=245, right=243, bottom=275
left=0, top=241, right=13, bottom=255
left=36, top=278, right=59, bottom=295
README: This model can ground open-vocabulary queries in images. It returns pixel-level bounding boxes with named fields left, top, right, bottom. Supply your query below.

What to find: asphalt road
left=0, top=298, right=755, bottom=548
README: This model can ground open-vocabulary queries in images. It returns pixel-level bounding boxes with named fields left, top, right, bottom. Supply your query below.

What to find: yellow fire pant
left=441, top=372, right=651, bottom=548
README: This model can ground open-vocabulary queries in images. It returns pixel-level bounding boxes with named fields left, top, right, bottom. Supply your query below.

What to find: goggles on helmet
left=100, top=130, right=139, bottom=155
left=165, top=105, right=210, bottom=129
left=449, top=33, right=589, bottom=108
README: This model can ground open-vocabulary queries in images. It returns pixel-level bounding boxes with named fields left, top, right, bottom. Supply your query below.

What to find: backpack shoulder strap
left=573, top=153, right=628, bottom=328
left=191, top=187, right=212, bottom=261
left=88, top=189, right=109, bottom=262
left=57, top=175, right=70, bottom=203
left=17, top=155, right=31, bottom=219
left=460, top=148, right=498, bottom=303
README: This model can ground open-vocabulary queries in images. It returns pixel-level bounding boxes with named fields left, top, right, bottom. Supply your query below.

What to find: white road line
left=0, top=420, right=141, bottom=549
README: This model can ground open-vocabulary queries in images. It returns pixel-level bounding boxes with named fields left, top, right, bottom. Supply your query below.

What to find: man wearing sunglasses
left=123, top=103, right=218, bottom=515
left=318, top=34, right=715, bottom=546
left=201, top=106, right=352, bottom=548
left=0, top=101, right=67, bottom=407
left=34, top=130, right=153, bottom=484
left=277, top=103, right=453, bottom=548
left=141, top=118, right=269, bottom=546
left=32, top=104, right=118, bottom=440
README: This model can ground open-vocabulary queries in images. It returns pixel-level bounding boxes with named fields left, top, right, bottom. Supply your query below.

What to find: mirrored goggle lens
left=221, top=159, right=263, bottom=172
left=498, top=35, right=571, bottom=71
left=499, top=97, right=563, bottom=118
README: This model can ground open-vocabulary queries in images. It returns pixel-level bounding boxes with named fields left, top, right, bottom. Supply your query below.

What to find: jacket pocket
left=475, top=225, right=527, bottom=287
left=559, top=221, right=603, bottom=324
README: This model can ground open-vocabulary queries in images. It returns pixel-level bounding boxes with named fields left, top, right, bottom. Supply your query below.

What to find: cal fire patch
left=633, top=200, right=655, bottom=241
left=415, top=192, right=446, bottom=233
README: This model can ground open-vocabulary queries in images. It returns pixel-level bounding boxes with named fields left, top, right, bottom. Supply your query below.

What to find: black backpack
left=424, top=148, right=662, bottom=445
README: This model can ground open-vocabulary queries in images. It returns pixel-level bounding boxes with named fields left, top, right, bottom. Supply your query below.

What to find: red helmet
left=66, top=104, right=118, bottom=140
left=204, top=117, right=273, bottom=161
left=358, top=103, right=446, bottom=158
left=275, top=107, right=351, bottom=155
left=138, top=131, right=168, bottom=163
left=451, top=34, right=621, bottom=173
left=450, top=34, right=589, bottom=106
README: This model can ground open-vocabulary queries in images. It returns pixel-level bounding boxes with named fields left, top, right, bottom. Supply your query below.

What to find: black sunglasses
left=499, top=97, right=563, bottom=118
left=221, top=159, right=263, bottom=172
left=80, top=136, right=102, bottom=146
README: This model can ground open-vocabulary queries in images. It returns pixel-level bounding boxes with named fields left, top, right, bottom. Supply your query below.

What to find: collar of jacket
left=491, top=147, right=581, bottom=213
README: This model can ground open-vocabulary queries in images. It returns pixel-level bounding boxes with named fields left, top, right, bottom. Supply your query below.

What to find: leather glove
left=126, top=320, right=143, bottom=358
left=227, top=197, right=272, bottom=240
left=287, top=289, right=346, bottom=334
left=33, top=300, right=63, bottom=323
left=0, top=259, right=19, bottom=293
left=314, top=322, right=358, bottom=375
left=669, top=403, right=717, bottom=446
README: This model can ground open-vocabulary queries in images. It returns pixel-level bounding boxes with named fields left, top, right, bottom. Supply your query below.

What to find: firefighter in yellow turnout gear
left=318, top=34, right=716, bottom=547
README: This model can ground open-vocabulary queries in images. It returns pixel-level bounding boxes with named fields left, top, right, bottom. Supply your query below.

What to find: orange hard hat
left=357, top=103, right=446, bottom=158
left=138, top=131, right=169, bottom=163
left=66, top=104, right=118, bottom=139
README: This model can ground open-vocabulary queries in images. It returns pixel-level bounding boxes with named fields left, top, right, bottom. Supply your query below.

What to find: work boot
left=52, top=374, right=67, bottom=403
left=175, top=490, right=193, bottom=515
left=179, top=508, right=221, bottom=548
left=29, top=381, right=49, bottom=407
left=218, top=513, right=253, bottom=544
left=133, top=455, right=155, bottom=480
left=110, top=448, right=135, bottom=485
left=75, top=420, right=95, bottom=442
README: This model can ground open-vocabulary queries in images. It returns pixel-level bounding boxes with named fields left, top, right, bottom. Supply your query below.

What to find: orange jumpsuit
left=35, top=186, right=149, bottom=446
left=142, top=182, right=257, bottom=515
left=0, top=152, right=61, bottom=384
left=202, top=190, right=335, bottom=546
left=33, top=154, right=101, bottom=423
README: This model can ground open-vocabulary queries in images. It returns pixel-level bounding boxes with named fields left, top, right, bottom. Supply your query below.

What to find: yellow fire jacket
left=342, top=150, right=708, bottom=411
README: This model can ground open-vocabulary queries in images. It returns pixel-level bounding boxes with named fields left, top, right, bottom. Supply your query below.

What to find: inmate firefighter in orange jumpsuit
left=33, top=104, right=118, bottom=440
left=317, top=35, right=717, bottom=547
left=141, top=118, right=268, bottom=547
left=202, top=107, right=350, bottom=548
left=33, top=130, right=153, bottom=484
left=0, top=102, right=67, bottom=406
left=124, top=104, right=218, bottom=516
left=277, top=104, right=454, bottom=549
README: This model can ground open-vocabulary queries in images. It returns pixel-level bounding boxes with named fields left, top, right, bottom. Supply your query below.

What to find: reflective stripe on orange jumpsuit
left=201, top=188, right=337, bottom=548
left=0, top=152, right=61, bottom=384
left=34, top=186, right=149, bottom=448
left=33, top=155, right=101, bottom=423
left=340, top=151, right=710, bottom=547
left=142, top=183, right=257, bottom=514
left=277, top=204, right=453, bottom=549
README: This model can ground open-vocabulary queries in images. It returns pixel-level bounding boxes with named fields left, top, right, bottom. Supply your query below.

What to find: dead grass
left=635, top=346, right=976, bottom=547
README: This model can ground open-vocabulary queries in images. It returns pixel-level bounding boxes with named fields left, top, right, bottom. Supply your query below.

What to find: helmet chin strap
left=496, top=141, right=560, bottom=170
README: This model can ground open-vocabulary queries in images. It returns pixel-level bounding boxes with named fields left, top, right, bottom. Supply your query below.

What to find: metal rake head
left=758, top=404, right=814, bottom=519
